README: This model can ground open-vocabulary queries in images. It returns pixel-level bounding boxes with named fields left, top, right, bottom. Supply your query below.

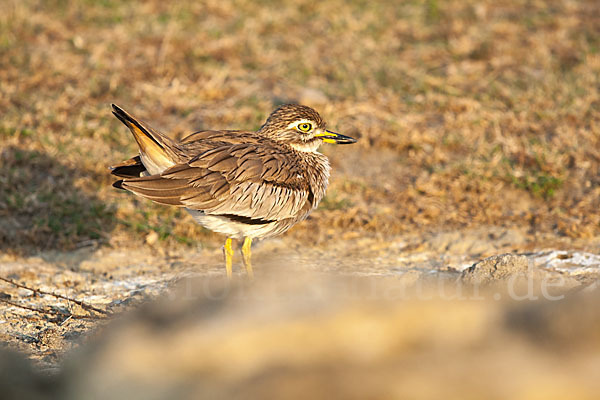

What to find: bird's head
left=258, top=104, right=356, bottom=152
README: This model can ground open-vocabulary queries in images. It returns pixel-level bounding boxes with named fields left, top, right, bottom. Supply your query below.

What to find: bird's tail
left=111, top=104, right=180, bottom=175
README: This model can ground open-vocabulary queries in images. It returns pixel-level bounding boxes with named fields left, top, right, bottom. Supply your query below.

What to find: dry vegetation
left=1, top=0, right=599, bottom=253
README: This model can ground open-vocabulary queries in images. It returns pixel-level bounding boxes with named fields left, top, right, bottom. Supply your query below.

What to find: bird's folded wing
left=117, top=144, right=311, bottom=222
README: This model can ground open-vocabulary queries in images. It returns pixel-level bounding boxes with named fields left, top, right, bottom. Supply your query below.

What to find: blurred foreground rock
left=0, top=346, right=58, bottom=400
left=2, top=268, right=599, bottom=400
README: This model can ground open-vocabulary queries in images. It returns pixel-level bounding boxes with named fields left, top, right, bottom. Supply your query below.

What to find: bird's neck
left=302, top=151, right=331, bottom=209
left=289, top=138, right=322, bottom=153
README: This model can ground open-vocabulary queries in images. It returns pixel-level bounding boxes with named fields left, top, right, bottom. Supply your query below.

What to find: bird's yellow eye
left=297, top=123, right=312, bottom=132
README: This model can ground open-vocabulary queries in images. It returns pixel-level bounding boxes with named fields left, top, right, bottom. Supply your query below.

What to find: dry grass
left=1, top=0, right=599, bottom=253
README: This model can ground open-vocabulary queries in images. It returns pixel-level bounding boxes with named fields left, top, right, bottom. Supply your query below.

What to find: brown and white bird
left=110, top=104, right=356, bottom=277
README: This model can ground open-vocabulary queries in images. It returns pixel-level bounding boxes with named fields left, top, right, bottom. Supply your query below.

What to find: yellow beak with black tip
left=315, top=130, right=357, bottom=144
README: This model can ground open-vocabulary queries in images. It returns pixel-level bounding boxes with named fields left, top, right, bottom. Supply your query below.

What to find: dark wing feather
left=110, top=156, right=146, bottom=178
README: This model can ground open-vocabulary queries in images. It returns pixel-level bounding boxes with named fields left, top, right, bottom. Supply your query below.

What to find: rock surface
left=461, top=253, right=532, bottom=285
left=1, top=272, right=600, bottom=400
left=2, top=228, right=600, bottom=399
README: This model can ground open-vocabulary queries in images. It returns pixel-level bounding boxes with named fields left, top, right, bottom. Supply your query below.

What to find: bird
left=109, top=103, right=357, bottom=278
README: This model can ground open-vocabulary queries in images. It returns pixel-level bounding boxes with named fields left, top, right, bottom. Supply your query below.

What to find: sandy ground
left=1, top=233, right=600, bottom=399
left=2, top=227, right=600, bottom=371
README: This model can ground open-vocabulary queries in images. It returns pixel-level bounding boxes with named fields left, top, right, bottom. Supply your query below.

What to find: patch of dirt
left=2, top=257, right=600, bottom=399
left=2, top=228, right=600, bottom=370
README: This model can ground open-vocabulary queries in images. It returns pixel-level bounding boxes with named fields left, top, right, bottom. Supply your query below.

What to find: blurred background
left=1, top=0, right=599, bottom=253
left=1, top=0, right=600, bottom=398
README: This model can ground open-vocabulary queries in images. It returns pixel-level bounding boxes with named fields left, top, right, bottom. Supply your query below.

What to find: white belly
left=186, top=209, right=277, bottom=239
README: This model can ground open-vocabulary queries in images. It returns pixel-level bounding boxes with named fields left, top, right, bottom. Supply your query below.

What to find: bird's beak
left=315, top=130, right=357, bottom=144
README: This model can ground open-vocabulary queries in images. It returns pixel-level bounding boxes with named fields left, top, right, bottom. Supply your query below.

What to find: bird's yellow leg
left=241, top=237, right=253, bottom=279
left=223, top=238, right=234, bottom=279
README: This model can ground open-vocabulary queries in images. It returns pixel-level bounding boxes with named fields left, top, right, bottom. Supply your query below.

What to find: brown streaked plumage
left=110, top=103, right=356, bottom=277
